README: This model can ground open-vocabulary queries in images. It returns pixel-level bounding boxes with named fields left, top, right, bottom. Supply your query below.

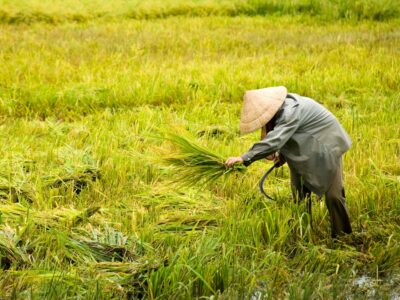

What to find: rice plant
left=159, top=133, right=246, bottom=187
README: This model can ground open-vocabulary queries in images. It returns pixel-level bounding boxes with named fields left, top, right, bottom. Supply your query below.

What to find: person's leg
left=325, top=159, right=352, bottom=238
left=289, top=166, right=301, bottom=203
left=289, top=166, right=312, bottom=223
left=289, top=167, right=311, bottom=202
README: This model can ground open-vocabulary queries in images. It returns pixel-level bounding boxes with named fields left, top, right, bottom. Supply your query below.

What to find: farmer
left=225, top=86, right=352, bottom=238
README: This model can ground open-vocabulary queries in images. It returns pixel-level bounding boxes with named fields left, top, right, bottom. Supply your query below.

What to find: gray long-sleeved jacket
left=241, top=93, right=351, bottom=195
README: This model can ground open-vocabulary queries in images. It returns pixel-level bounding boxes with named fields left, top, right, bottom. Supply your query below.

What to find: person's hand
left=266, top=153, right=276, bottom=161
left=225, top=156, right=243, bottom=167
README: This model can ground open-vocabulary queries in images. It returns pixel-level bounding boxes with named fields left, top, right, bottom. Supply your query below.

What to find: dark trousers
left=289, top=159, right=352, bottom=238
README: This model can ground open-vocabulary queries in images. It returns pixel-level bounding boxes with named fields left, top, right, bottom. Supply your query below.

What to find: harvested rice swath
left=162, top=133, right=246, bottom=186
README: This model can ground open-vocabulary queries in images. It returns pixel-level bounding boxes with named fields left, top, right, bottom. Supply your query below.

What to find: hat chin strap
left=260, top=126, right=267, bottom=140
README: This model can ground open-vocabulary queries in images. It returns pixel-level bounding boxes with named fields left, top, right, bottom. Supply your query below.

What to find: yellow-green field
left=0, top=1, right=399, bottom=299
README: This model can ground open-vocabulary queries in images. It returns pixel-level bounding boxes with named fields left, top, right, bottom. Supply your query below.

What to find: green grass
left=0, top=1, right=399, bottom=299
left=0, top=0, right=399, bottom=24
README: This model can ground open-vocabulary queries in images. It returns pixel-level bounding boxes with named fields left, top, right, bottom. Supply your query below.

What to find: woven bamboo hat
left=239, top=86, right=287, bottom=134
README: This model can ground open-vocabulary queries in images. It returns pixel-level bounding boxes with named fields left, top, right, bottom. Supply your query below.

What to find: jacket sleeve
left=241, top=104, right=300, bottom=167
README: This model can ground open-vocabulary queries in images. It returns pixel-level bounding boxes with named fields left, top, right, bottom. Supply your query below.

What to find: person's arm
left=240, top=105, right=300, bottom=166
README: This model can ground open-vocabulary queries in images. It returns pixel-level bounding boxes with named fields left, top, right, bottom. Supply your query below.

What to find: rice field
left=0, top=0, right=399, bottom=299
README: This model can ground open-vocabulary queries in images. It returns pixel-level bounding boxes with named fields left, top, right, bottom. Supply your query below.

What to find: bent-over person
left=225, top=86, right=352, bottom=238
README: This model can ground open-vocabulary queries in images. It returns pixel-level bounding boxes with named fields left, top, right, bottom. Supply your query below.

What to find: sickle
left=259, top=162, right=280, bottom=200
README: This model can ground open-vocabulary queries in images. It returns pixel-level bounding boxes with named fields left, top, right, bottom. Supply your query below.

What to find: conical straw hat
left=239, top=86, right=287, bottom=134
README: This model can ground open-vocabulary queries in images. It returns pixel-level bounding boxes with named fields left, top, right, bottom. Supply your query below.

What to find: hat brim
left=239, top=86, right=287, bottom=134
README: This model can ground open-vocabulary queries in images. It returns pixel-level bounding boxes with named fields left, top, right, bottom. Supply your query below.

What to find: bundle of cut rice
left=161, top=133, right=246, bottom=186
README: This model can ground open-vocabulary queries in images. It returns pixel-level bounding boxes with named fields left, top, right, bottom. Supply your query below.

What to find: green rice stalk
left=89, top=259, right=163, bottom=293
left=43, top=167, right=100, bottom=194
left=0, top=175, right=36, bottom=203
left=0, top=204, right=100, bottom=229
left=6, top=269, right=82, bottom=286
left=135, top=187, right=222, bottom=212
left=0, top=184, right=36, bottom=203
left=157, top=213, right=218, bottom=232
left=0, top=226, right=30, bottom=269
left=160, top=133, right=246, bottom=186
left=92, top=260, right=160, bottom=277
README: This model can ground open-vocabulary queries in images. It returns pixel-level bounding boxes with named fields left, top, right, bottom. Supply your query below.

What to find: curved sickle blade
left=259, top=163, right=277, bottom=200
